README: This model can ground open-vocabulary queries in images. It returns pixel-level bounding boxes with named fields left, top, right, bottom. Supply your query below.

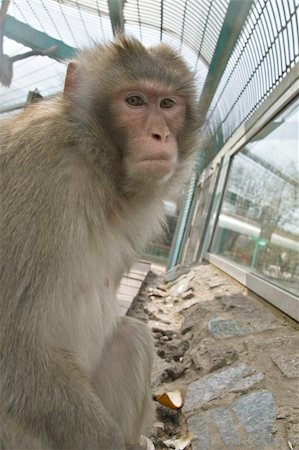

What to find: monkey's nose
left=152, top=131, right=170, bottom=142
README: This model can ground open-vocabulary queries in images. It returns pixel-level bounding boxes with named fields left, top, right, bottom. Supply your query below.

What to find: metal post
left=107, top=0, right=125, bottom=36
left=198, top=0, right=254, bottom=122
left=4, top=15, right=76, bottom=60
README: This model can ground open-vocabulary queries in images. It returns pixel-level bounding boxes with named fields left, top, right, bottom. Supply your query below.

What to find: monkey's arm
left=0, top=143, right=126, bottom=449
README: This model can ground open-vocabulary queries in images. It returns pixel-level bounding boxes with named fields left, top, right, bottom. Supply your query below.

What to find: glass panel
left=211, top=98, right=299, bottom=296
left=182, top=169, right=217, bottom=265
left=144, top=197, right=183, bottom=263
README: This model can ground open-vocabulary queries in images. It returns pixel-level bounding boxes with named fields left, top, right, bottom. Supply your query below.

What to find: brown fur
left=0, top=36, right=200, bottom=449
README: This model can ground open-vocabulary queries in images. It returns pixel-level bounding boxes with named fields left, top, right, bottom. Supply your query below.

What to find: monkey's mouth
left=138, top=154, right=174, bottom=177
left=137, top=157, right=174, bottom=177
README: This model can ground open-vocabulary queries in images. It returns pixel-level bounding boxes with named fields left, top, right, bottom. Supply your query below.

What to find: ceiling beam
left=198, top=0, right=254, bottom=121
left=4, top=15, right=77, bottom=60
left=107, top=0, right=125, bottom=36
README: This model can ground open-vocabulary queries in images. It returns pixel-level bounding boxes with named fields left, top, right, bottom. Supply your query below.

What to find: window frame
left=201, top=62, right=299, bottom=322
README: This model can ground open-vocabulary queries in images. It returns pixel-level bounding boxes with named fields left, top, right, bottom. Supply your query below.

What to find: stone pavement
left=140, top=263, right=299, bottom=450
left=175, top=264, right=299, bottom=450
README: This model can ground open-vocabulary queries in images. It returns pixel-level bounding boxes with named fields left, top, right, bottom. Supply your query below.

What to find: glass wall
left=144, top=198, right=184, bottom=262
left=180, top=168, right=218, bottom=265
left=211, top=98, right=299, bottom=296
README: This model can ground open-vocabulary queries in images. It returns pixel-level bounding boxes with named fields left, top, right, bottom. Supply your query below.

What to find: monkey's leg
left=0, top=413, right=45, bottom=450
left=1, top=349, right=126, bottom=450
left=92, top=316, right=154, bottom=447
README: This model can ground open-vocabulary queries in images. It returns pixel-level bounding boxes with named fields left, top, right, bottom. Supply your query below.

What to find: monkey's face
left=65, top=38, right=200, bottom=194
left=110, top=82, right=186, bottom=185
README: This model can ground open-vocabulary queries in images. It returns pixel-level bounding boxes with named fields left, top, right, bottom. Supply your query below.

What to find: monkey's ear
left=63, top=62, right=78, bottom=95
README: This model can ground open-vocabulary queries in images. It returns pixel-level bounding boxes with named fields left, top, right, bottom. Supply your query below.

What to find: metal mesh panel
left=208, top=0, right=299, bottom=143
left=3, top=0, right=297, bottom=127
left=1, top=0, right=230, bottom=114
left=123, top=0, right=229, bottom=69
left=0, top=0, right=114, bottom=113
left=0, top=37, right=67, bottom=113
left=9, top=0, right=113, bottom=47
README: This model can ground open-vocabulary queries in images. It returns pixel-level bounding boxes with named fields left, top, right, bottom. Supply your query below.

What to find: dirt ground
left=128, top=264, right=190, bottom=448
left=128, top=262, right=299, bottom=450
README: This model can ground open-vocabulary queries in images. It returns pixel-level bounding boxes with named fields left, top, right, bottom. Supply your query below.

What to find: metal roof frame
left=107, top=0, right=125, bottom=35
left=3, top=0, right=125, bottom=59
left=4, top=15, right=77, bottom=60
left=167, top=0, right=255, bottom=270
left=198, top=0, right=254, bottom=122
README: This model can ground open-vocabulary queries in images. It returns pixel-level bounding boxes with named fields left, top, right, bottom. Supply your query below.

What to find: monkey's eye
left=160, top=98, right=176, bottom=108
left=126, top=95, right=145, bottom=106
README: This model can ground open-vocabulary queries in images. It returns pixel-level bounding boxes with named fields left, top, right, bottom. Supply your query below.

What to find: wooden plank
left=131, top=260, right=150, bottom=270
left=118, top=285, right=139, bottom=296
left=123, top=273, right=145, bottom=282
left=120, top=278, right=141, bottom=288
left=129, top=268, right=149, bottom=275
left=117, top=292, right=132, bottom=302
left=117, top=260, right=150, bottom=316
left=127, top=261, right=150, bottom=275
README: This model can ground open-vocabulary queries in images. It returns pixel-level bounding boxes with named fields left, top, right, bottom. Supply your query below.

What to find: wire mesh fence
left=208, top=0, right=299, bottom=144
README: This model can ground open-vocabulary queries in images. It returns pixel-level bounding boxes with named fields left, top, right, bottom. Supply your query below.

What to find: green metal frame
left=4, top=0, right=125, bottom=58
left=197, top=0, right=254, bottom=175
left=167, top=170, right=197, bottom=270
left=1, top=2, right=125, bottom=115
left=198, top=0, right=254, bottom=122
left=107, top=0, right=125, bottom=35
left=167, top=0, right=254, bottom=271
left=4, top=15, right=77, bottom=60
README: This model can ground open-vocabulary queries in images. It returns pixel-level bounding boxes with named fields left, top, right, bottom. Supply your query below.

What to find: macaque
left=0, top=36, right=200, bottom=449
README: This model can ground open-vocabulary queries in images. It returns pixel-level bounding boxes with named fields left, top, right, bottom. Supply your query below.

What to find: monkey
left=0, top=36, right=200, bottom=449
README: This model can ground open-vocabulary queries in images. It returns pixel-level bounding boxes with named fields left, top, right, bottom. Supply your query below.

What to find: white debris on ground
left=128, top=262, right=299, bottom=450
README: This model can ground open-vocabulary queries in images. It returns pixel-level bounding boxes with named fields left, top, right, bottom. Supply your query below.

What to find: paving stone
left=229, top=370, right=264, bottom=393
left=208, top=317, right=254, bottom=338
left=187, top=412, right=210, bottom=450
left=211, top=407, right=241, bottom=447
left=187, top=390, right=280, bottom=450
left=246, top=335, right=299, bottom=352
left=220, top=295, right=284, bottom=331
left=232, top=390, right=276, bottom=448
left=272, top=354, right=299, bottom=378
left=183, top=364, right=264, bottom=414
